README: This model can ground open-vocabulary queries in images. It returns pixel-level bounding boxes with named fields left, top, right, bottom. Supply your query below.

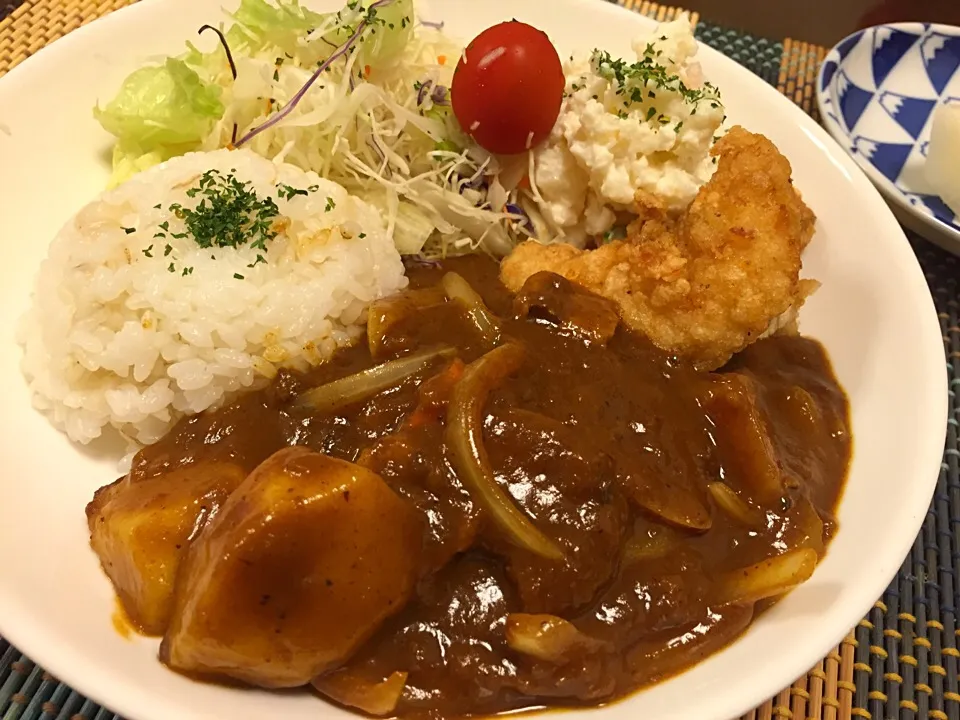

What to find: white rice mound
left=19, top=148, right=407, bottom=446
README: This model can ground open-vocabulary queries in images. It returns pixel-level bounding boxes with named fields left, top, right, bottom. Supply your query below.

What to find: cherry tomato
left=451, top=21, right=565, bottom=156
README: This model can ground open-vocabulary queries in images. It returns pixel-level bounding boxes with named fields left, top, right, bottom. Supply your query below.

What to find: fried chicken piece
left=501, top=126, right=819, bottom=370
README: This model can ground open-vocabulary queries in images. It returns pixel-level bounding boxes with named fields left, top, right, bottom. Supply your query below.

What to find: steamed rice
left=18, top=148, right=407, bottom=446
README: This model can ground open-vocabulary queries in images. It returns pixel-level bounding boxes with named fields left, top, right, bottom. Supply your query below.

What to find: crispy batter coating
left=501, top=126, right=818, bottom=370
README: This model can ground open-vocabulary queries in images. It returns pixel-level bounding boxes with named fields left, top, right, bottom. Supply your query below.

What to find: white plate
left=0, top=2, right=947, bottom=720
left=816, top=23, right=960, bottom=255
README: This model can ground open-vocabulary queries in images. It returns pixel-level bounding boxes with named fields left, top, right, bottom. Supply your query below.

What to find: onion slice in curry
left=441, top=272, right=501, bottom=348
left=445, top=343, right=565, bottom=560
left=505, top=614, right=609, bottom=663
left=622, top=527, right=678, bottom=564
left=714, top=548, right=818, bottom=606
left=312, top=669, right=408, bottom=717
left=707, top=482, right=765, bottom=528
left=292, top=346, right=457, bottom=412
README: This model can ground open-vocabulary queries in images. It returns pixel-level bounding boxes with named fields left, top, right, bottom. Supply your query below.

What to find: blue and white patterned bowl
left=816, top=23, right=960, bottom=255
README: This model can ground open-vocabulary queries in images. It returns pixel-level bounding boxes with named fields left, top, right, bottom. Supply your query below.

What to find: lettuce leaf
left=225, top=0, right=414, bottom=70
left=93, top=0, right=418, bottom=188
left=360, top=0, right=413, bottom=71
left=227, top=0, right=324, bottom=58
left=94, top=58, right=224, bottom=150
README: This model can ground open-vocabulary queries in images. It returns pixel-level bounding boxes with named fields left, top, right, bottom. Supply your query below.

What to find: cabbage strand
left=235, top=0, right=396, bottom=148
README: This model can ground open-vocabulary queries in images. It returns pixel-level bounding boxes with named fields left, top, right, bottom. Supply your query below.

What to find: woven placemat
left=1, top=1, right=959, bottom=719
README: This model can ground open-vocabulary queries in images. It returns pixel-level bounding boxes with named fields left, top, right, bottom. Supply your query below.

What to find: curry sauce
left=88, top=254, right=850, bottom=718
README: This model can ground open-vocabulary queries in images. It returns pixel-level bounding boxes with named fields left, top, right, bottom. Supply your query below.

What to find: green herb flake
left=141, top=245, right=154, bottom=257
left=164, top=244, right=173, bottom=257
left=170, top=169, right=281, bottom=254
left=234, top=273, right=245, bottom=280
left=325, top=197, right=336, bottom=212
left=277, top=183, right=309, bottom=201
left=167, top=262, right=176, bottom=273
left=590, top=48, right=723, bottom=112
left=123, top=226, right=136, bottom=234
left=358, top=232, right=366, bottom=239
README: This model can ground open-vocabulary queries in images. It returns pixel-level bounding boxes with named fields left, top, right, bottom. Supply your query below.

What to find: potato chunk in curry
left=85, top=462, right=246, bottom=635
left=160, top=446, right=422, bottom=689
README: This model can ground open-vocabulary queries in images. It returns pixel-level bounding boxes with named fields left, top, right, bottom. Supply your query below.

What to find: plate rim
left=0, top=1, right=948, bottom=720
left=815, top=21, right=960, bottom=252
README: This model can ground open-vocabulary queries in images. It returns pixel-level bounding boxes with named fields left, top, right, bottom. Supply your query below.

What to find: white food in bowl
left=925, top=103, right=960, bottom=217
left=17, top=147, right=407, bottom=446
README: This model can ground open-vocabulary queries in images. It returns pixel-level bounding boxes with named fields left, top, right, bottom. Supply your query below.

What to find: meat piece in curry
left=87, top=254, right=850, bottom=718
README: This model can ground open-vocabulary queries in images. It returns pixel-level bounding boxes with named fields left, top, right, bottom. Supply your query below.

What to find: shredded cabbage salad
left=94, top=0, right=539, bottom=258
